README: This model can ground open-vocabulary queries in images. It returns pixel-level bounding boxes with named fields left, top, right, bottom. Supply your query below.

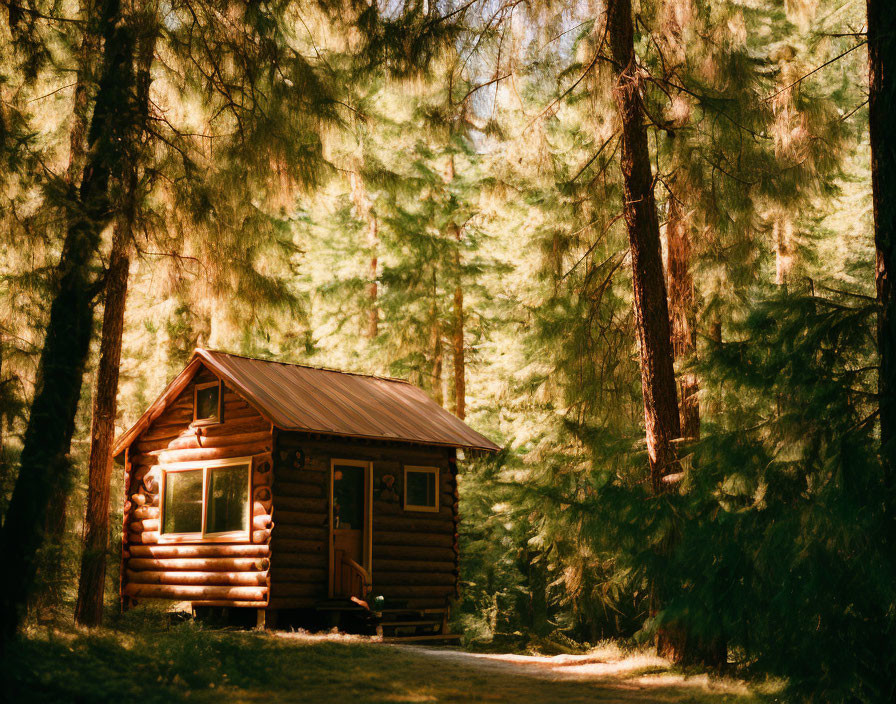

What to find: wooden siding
left=121, top=365, right=274, bottom=608
left=268, top=433, right=458, bottom=611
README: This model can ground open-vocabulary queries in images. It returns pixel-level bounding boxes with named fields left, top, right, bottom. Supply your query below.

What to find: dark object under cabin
left=113, top=349, right=499, bottom=637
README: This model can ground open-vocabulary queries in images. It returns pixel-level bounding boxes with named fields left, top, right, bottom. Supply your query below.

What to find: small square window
left=194, top=382, right=221, bottom=423
left=404, top=466, right=439, bottom=512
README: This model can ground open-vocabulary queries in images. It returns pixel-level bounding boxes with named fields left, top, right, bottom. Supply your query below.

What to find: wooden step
left=381, top=633, right=462, bottom=644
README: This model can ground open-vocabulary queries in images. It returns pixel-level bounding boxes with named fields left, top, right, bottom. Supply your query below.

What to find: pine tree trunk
left=0, top=0, right=136, bottom=644
left=774, top=213, right=794, bottom=287
left=606, top=0, right=681, bottom=485
left=430, top=277, right=444, bottom=406
left=74, top=22, right=153, bottom=626
left=74, top=216, right=131, bottom=626
left=869, top=0, right=896, bottom=506
left=39, top=0, right=102, bottom=574
left=666, top=192, right=699, bottom=439
left=452, top=225, right=465, bottom=420
left=367, top=219, right=379, bottom=339
left=606, top=0, right=684, bottom=663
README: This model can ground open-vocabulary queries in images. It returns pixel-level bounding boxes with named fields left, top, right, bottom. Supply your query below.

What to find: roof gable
left=114, top=349, right=500, bottom=456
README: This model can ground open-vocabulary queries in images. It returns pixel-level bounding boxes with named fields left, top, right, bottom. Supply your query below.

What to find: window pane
left=163, top=470, right=203, bottom=534
left=406, top=470, right=437, bottom=508
left=206, top=465, right=249, bottom=534
left=333, top=465, right=364, bottom=529
left=196, top=384, right=220, bottom=421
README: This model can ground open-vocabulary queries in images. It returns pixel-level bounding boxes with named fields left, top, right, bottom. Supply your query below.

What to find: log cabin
left=113, top=348, right=499, bottom=638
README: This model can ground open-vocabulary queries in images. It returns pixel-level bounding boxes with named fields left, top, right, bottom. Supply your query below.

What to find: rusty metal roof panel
left=192, top=349, right=499, bottom=451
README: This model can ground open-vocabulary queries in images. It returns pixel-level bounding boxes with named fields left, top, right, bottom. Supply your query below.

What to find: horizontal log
left=132, top=506, right=159, bottom=521
left=253, top=470, right=272, bottom=487
left=372, top=545, right=457, bottom=562
left=252, top=529, right=272, bottom=544
left=372, top=516, right=454, bottom=534
left=269, top=567, right=326, bottom=583
left=270, top=510, right=326, bottom=528
left=273, top=468, right=326, bottom=484
left=130, top=518, right=160, bottom=532
left=373, top=572, right=456, bottom=587
left=271, top=526, right=326, bottom=541
left=131, top=494, right=147, bottom=507
left=128, top=531, right=159, bottom=544
left=269, top=582, right=323, bottom=598
left=141, top=418, right=270, bottom=445
left=126, top=569, right=269, bottom=587
left=272, top=480, right=324, bottom=498
left=135, top=430, right=272, bottom=455
left=133, top=444, right=270, bottom=465
left=128, top=557, right=270, bottom=572
left=374, top=531, right=454, bottom=548
left=129, top=544, right=270, bottom=558
left=253, top=501, right=272, bottom=517
left=372, top=560, right=456, bottom=574
left=223, top=406, right=263, bottom=421
left=191, top=600, right=271, bottom=608
left=273, top=496, right=326, bottom=514
left=252, top=514, right=273, bottom=530
left=270, top=542, right=327, bottom=560
left=123, top=583, right=267, bottom=601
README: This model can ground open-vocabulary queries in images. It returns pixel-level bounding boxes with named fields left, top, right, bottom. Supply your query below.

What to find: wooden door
left=329, top=460, right=372, bottom=598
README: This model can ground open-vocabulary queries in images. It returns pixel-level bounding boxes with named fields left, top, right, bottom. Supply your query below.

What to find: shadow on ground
left=2, top=623, right=776, bottom=703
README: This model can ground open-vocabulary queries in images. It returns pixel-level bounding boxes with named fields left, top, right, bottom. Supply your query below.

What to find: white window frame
left=193, top=380, right=222, bottom=425
left=159, top=456, right=252, bottom=543
left=403, top=465, right=440, bottom=513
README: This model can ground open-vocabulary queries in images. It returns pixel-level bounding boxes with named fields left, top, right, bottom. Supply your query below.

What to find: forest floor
left=3, top=620, right=780, bottom=704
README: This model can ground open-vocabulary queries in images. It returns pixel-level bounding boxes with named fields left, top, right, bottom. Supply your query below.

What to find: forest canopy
left=1, top=0, right=894, bottom=702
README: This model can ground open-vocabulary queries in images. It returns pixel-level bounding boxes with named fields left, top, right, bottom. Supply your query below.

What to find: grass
left=2, top=614, right=782, bottom=704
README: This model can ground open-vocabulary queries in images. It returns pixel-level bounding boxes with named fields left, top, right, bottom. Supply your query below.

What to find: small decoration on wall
left=293, top=448, right=305, bottom=469
left=378, top=474, right=399, bottom=502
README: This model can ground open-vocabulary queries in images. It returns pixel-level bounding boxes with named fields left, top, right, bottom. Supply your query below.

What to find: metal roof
left=114, top=348, right=500, bottom=456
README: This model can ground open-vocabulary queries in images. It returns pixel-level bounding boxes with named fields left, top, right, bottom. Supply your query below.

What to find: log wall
left=121, top=365, right=274, bottom=608
left=269, top=433, right=459, bottom=611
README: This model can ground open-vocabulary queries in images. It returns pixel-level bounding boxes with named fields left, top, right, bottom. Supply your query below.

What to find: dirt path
left=376, top=642, right=761, bottom=703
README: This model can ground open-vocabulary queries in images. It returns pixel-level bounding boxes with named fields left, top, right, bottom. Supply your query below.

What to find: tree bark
left=0, top=0, right=136, bottom=644
left=76, top=15, right=155, bottom=626
left=773, top=213, right=794, bottom=287
left=666, top=189, right=699, bottom=439
left=73, top=192, right=133, bottom=627
left=452, top=224, right=465, bottom=420
left=606, top=0, right=681, bottom=486
left=430, top=272, right=443, bottom=406
left=868, top=0, right=896, bottom=495
left=367, top=222, right=379, bottom=340
left=606, top=0, right=683, bottom=662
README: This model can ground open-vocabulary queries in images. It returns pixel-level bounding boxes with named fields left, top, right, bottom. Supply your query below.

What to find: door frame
left=328, top=458, right=373, bottom=598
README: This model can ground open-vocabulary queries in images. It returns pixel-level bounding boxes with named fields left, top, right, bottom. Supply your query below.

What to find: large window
left=193, top=381, right=221, bottom=424
left=403, top=466, right=439, bottom=512
left=160, top=458, right=251, bottom=542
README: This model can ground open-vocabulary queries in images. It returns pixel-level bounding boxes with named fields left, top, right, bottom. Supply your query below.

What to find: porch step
left=381, top=633, right=462, bottom=644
